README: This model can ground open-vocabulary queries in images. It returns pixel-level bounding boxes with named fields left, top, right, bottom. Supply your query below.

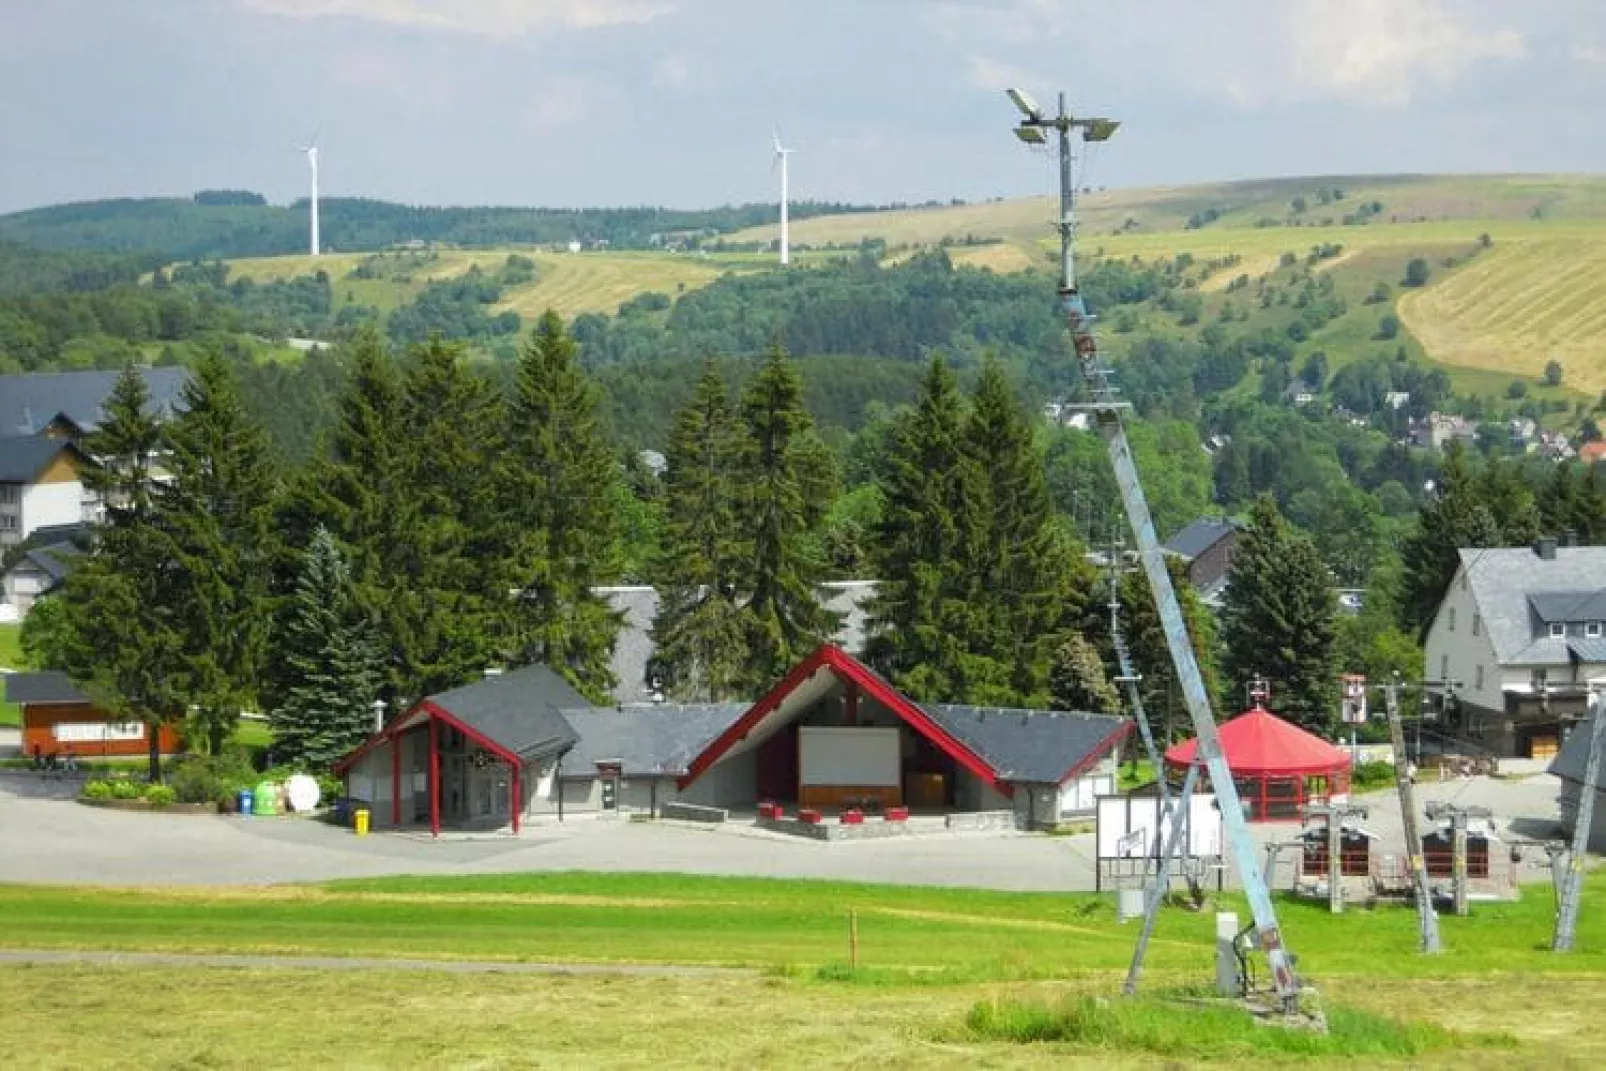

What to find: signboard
left=1096, top=793, right=1224, bottom=860
left=53, top=722, right=144, bottom=743
left=798, top=727, right=899, bottom=787
left=1341, top=674, right=1368, bottom=725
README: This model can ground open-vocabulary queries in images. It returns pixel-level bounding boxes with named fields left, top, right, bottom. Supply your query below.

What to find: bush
left=110, top=778, right=143, bottom=800
left=1352, top=760, right=1396, bottom=790
left=82, top=780, right=114, bottom=801
left=144, top=785, right=176, bottom=808
left=1402, top=257, right=1431, bottom=288
left=168, top=753, right=256, bottom=805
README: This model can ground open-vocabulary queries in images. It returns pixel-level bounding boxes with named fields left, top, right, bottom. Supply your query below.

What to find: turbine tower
left=300, top=139, right=321, bottom=257
left=772, top=130, right=796, bottom=266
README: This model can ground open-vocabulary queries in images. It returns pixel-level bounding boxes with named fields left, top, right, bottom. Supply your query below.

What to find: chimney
left=1563, top=530, right=1579, bottom=548
left=1535, top=537, right=1558, bottom=561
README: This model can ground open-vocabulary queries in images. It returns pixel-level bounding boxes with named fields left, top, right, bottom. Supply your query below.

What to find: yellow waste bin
left=354, top=808, right=370, bottom=836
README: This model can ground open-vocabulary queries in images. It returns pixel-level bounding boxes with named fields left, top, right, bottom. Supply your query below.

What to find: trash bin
left=237, top=789, right=254, bottom=816
left=354, top=808, right=371, bottom=837
left=253, top=781, right=278, bottom=816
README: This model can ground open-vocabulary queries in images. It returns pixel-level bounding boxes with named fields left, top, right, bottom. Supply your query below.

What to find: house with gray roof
left=1162, top=516, right=1241, bottom=604
left=1549, top=711, right=1606, bottom=851
left=1423, top=539, right=1606, bottom=758
left=0, top=368, right=189, bottom=440
left=0, top=436, right=94, bottom=555
left=337, top=644, right=1129, bottom=833
left=596, top=580, right=878, bottom=704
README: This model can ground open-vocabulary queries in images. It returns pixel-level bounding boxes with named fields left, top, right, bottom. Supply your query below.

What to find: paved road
left=0, top=769, right=1564, bottom=891
left=0, top=949, right=754, bottom=977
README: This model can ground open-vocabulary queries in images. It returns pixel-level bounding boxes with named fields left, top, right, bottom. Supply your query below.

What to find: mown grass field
left=1, top=870, right=1606, bottom=1066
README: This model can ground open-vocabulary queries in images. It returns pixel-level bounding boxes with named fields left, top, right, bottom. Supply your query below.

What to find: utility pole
left=1384, top=676, right=1442, bottom=952
left=1006, top=87, right=1301, bottom=1010
left=1305, top=801, right=1367, bottom=914
left=1110, top=534, right=1168, bottom=805
left=1554, top=690, right=1606, bottom=951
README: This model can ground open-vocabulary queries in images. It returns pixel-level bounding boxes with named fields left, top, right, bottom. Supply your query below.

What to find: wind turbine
left=772, top=129, right=796, bottom=266
left=300, top=136, right=320, bottom=257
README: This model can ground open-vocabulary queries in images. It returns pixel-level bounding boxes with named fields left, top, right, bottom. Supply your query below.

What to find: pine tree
left=395, top=336, right=507, bottom=695
left=270, top=527, right=386, bottom=770
left=651, top=363, right=748, bottom=701
left=278, top=328, right=416, bottom=705
left=963, top=357, right=1082, bottom=704
left=1111, top=556, right=1222, bottom=742
left=57, top=366, right=190, bottom=782
left=1049, top=633, right=1122, bottom=713
left=503, top=311, right=623, bottom=700
left=1221, top=496, right=1339, bottom=734
left=156, top=354, right=278, bottom=753
left=1398, top=443, right=1502, bottom=633
left=865, top=354, right=995, bottom=700
left=735, top=343, right=840, bottom=691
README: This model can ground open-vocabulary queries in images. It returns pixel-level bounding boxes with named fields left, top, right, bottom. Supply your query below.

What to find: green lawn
left=0, top=622, right=24, bottom=728
left=0, top=871, right=1602, bottom=1067
left=3, top=870, right=1605, bottom=981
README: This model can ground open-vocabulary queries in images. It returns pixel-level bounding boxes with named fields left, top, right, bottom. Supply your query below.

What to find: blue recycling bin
left=237, top=789, right=254, bottom=816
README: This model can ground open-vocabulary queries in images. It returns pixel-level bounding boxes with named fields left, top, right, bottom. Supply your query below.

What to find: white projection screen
left=798, top=727, right=900, bottom=787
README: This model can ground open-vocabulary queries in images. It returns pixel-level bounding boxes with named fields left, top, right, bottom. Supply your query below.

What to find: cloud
left=1283, top=0, right=1526, bottom=106
left=239, top=0, right=673, bottom=37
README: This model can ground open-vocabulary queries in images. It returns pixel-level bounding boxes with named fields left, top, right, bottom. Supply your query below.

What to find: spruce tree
left=57, top=366, right=190, bottom=782
left=277, top=328, right=416, bottom=705
left=156, top=354, right=278, bottom=753
left=652, top=363, right=748, bottom=701
left=502, top=311, right=623, bottom=700
left=1049, top=633, right=1122, bottom=713
left=1398, top=443, right=1502, bottom=634
left=865, top=354, right=994, bottom=700
left=1221, top=496, right=1339, bottom=734
left=1110, top=556, right=1222, bottom=742
left=270, top=527, right=386, bottom=770
left=395, top=336, right=507, bottom=695
left=735, top=343, right=840, bottom=691
left=963, top=357, right=1081, bottom=705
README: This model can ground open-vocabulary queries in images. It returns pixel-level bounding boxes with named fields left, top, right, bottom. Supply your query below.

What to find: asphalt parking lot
left=0, top=769, right=1565, bottom=891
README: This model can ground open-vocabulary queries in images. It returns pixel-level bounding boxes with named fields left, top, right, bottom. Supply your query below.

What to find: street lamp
left=1004, top=88, right=1119, bottom=298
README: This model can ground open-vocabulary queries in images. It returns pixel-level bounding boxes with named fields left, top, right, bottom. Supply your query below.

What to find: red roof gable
left=1164, top=705, right=1347, bottom=775
left=677, top=645, right=1009, bottom=793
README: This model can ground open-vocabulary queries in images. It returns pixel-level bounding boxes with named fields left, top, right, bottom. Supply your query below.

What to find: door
left=756, top=723, right=799, bottom=802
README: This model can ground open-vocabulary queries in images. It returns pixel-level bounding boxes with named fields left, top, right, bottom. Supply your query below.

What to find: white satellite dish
left=286, top=774, right=322, bottom=813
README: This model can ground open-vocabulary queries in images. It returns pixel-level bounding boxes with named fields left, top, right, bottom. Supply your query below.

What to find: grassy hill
left=727, top=173, right=1606, bottom=399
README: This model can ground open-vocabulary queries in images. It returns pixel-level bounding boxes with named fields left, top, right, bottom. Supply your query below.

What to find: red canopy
left=1165, top=705, right=1347, bottom=775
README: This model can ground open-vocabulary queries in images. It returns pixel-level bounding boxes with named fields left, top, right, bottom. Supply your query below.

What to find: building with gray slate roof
left=338, top=644, right=1128, bottom=833
left=596, top=580, right=878, bottom=705
left=1424, top=539, right=1606, bottom=758
left=0, top=368, right=189, bottom=439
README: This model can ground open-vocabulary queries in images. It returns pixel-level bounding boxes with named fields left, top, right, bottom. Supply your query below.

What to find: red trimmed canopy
left=1165, top=705, right=1348, bottom=776
left=677, top=645, right=1009, bottom=794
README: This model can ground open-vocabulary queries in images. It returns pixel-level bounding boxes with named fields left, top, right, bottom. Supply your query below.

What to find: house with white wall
left=0, top=438, right=94, bottom=551
left=1423, top=539, right=1606, bottom=758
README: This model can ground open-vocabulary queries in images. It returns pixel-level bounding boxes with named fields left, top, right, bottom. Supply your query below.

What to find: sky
left=0, top=0, right=1603, bottom=213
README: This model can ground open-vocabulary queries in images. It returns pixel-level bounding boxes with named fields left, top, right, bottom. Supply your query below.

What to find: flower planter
left=798, top=808, right=822, bottom=825
left=884, top=806, right=910, bottom=822
left=840, top=809, right=865, bottom=825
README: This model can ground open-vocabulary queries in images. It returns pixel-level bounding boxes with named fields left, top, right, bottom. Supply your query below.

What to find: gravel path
left=0, top=949, right=754, bottom=977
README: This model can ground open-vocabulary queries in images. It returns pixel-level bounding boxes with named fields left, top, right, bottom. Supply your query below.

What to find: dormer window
left=1551, top=622, right=1566, bottom=639
left=1590, top=622, right=1603, bottom=639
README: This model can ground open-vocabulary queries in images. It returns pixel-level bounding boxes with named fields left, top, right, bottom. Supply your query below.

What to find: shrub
left=144, top=785, right=176, bottom=808
left=82, top=780, right=114, bottom=802
left=1352, top=760, right=1396, bottom=791
left=169, top=753, right=256, bottom=805
left=110, top=778, right=143, bottom=800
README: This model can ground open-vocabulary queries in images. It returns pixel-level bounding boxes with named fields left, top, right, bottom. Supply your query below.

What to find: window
left=1448, top=609, right=1457, bottom=632
left=1473, top=614, right=1482, bottom=637
left=1589, top=622, right=1603, bottom=639
left=1440, top=655, right=1450, bottom=681
left=0, top=515, right=15, bottom=531
left=0, top=484, right=17, bottom=504
left=1533, top=668, right=1549, bottom=691
left=1551, top=622, right=1566, bottom=639
left=1475, top=665, right=1485, bottom=690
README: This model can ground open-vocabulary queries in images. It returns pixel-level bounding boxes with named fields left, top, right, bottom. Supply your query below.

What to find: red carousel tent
left=1165, top=702, right=1350, bottom=821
